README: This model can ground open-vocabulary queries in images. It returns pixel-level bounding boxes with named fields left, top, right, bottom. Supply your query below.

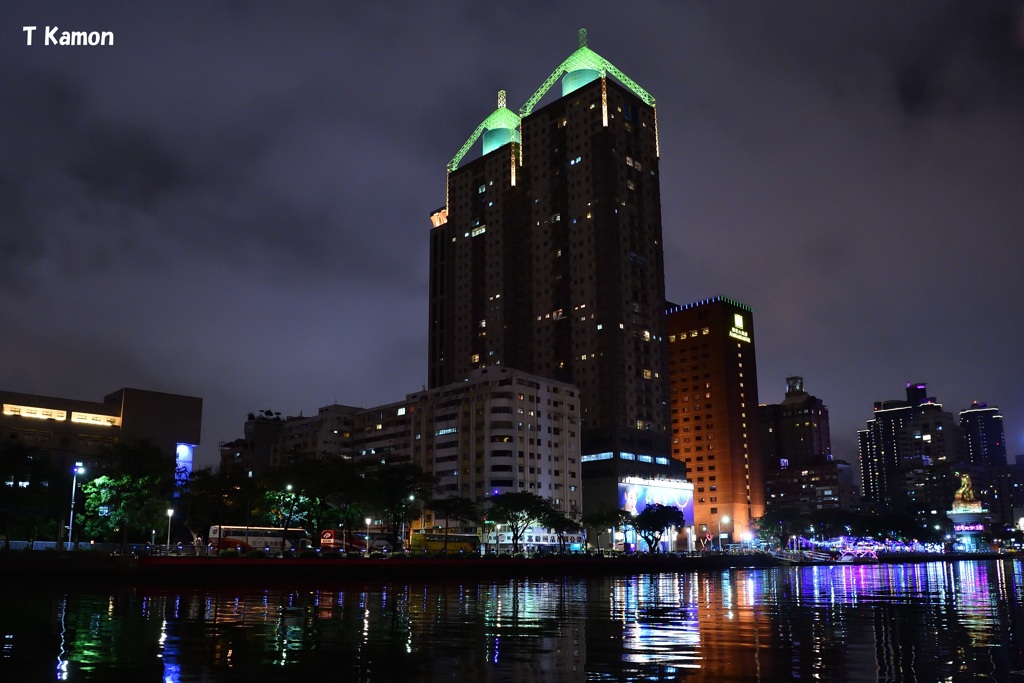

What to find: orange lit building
left=664, top=297, right=765, bottom=545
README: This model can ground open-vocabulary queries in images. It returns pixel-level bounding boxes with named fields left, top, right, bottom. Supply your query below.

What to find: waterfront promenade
left=1, top=548, right=1006, bottom=583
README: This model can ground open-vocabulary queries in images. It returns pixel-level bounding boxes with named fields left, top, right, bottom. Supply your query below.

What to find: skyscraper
left=759, top=376, right=832, bottom=469
left=759, top=377, right=857, bottom=512
left=959, top=401, right=1007, bottom=467
left=427, top=31, right=672, bottom=507
left=858, top=382, right=966, bottom=516
left=664, top=297, right=765, bottom=542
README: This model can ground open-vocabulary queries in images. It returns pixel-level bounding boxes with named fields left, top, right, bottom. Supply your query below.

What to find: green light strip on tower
left=448, top=91, right=522, bottom=172
left=519, top=29, right=655, bottom=116
left=447, top=31, right=655, bottom=172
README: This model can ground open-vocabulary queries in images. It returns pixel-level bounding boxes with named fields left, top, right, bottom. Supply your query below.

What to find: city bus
left=409, top=532, right=480, bottom=555
left=320, top=529, right=393, bottom=553
left=209, top=525, right=310, bottom=552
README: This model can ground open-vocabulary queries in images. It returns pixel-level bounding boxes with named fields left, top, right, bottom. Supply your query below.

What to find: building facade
left=759, top=377, right=858, bottom=512
left=664, top=297, right=765, bottom=543
left=220, top=368, right=584, bottom=548
left=407, top=367, right=583, bottom=535
left=1, top=387, right=202, bottom=479
left=427, top=31, right=671, bottom=497
left=858, top=382, right=966, bottom=524
left=960, top=401, right=1007, bottom=467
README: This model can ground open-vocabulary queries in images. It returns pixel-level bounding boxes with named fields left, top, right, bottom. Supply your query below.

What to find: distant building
left=990, top=462, right=1024, bottom=532
left=765, top=461, right=857, bottom=512
left=759, top=377, right=858, bottom=512
left=1, top=387, right=202, bottom=479
left=664, top=297, right=765, bottom=544
left=760, top=376, right=831, bottom=469
left=220, top=405, right=362, bottom=475
left=220, top=367, right=584, bottom=548
left=858, top=382, right=966, bottom=524
left=960, top=401, right=1007, bottom=467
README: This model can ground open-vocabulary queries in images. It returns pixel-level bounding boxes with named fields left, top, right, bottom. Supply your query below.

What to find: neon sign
left=728, top=313, right=751, bottom=343
left=953, top=523, right=985, bottom=532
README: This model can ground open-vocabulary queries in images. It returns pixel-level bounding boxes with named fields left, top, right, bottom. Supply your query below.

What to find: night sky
left=3, top=2, right=1023, bottom=470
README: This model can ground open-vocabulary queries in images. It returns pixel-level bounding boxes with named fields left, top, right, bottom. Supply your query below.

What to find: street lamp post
left=67, top=462, right=85, bottom=550
left=166, top=508, right=174, bottom=550
left=365, top=517, right=372, bottom=556
left=718, top=516, right=730, bottom=550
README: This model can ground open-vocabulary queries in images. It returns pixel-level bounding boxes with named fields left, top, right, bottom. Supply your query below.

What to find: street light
left=365, top=517, right=372, bottom=556
left=67, top=462, right=85, bottom=550
left=166, top=508, right=174, bottom=549
left=718, top=515, right=730, bottom=549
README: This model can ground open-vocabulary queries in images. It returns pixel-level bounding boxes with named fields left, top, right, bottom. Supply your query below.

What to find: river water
left=2, top=559, right=1023, bottom=682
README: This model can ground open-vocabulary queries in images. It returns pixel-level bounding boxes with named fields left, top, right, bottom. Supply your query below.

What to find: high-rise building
left=758, top=377, right=858, bottom=512
left=858, top=382, right=965, bottom=518
left=664, top=297, right=765, bottom=543
left=960, top=401, right=1007, bottom=467
left=427, top=30, right=672, bottom=513
left=759, top=376, right=832, bottom=469
left=406, top=367, right=583, bottom=539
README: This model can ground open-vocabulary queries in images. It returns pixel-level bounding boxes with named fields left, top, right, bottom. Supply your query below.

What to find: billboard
left=618, top=479, right=693, bottom=527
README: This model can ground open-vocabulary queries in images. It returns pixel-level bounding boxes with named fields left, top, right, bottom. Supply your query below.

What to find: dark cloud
left=892, top=2, right=1024, bottom=117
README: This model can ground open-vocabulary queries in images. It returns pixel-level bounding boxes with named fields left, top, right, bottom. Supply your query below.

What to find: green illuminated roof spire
left=448, top=89, right=522, bottom=172
left=446, top=30, right=655, bottom=172
left=519, top=28, right=655, bottom=116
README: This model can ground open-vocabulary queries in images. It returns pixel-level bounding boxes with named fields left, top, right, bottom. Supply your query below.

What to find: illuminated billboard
left=618, top=477, right=693, bottom=527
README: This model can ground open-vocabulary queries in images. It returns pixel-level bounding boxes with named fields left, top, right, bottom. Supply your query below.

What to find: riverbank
left=3, top=549, right=1016, bottom=585
left=2, top=550, right=781, bottom=583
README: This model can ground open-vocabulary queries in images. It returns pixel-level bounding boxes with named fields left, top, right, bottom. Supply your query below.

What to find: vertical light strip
left=601, top=75, right=608, bottom=127
left=653, top=106, right=660, bottom=157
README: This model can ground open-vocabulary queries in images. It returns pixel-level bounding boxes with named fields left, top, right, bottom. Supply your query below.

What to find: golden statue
left=953, top=472, right=975, bottom=503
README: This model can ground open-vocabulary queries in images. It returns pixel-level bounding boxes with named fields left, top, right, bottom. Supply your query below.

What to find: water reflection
left=2, top=559, right=1023, bottom=681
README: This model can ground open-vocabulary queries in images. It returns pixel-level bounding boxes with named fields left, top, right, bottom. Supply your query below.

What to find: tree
left=76, top=440, right=180, bottom=548
left=755, top=505, right=810, bottom=548
left=362, top=462, right=435, bottom=550
left=423, top=496, right=479, bottom=554
left=632, top=504, right=686, bottom=553
left=0, top=442, right=62, bottom=547
left=179, top=466, right=259, bottom=542
left=266, top=450, right=360, bottom=544
left=486, top=491, right=556, bottom=555
left=541, top=509, right=582, bottom=554
left=80, top=474, right=169, bottom=546
left=582, top=507, right=625, bottom=551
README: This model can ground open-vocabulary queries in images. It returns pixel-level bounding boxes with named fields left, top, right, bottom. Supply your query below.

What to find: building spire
left=578, top=27, right=587, bottom=48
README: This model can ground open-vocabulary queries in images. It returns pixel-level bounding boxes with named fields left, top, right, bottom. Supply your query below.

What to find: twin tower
left=426, top=31, right=764, bottom=537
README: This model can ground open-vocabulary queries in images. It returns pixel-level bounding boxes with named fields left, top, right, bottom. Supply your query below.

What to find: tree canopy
left=631, top=504, right=686, bottom=553
left=486, top=491, right=556, bottom=554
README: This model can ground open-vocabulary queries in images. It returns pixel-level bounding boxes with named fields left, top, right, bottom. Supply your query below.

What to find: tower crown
left=519, top=28, right=655, bottom=116
left=447, top=89, right=521, bottom=172
left=447, top=29, right=656, bottom=172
